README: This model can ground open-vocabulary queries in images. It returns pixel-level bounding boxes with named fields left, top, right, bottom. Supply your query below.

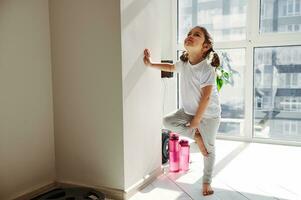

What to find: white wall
left=0, top=0, right=168, bottom=198
left=121, top=0, right=163, bottom=189
left=160, top=0, right=174, bottom=60
left=51, top=0, right=165, bottom=192
left=0, top=0, right=55, bottom=199
left=49, top=0, right=125, bottom=190
left=160, top=0, right=178, bottom=116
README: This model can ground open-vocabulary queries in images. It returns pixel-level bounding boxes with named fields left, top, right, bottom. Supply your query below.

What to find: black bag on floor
left=162, top=129, right=170, bottom=164
left=31, top=187, right=105, bottom=200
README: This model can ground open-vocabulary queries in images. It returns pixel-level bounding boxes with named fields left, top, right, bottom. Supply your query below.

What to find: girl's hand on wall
left=143, top=48, right=152, bottom=66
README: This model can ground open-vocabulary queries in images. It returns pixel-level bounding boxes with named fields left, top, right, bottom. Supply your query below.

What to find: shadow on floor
left=136, top=142, right=296, bottom=200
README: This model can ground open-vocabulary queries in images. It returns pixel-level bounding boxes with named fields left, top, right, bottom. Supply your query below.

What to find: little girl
left=143, top=26, right=221, bottom=196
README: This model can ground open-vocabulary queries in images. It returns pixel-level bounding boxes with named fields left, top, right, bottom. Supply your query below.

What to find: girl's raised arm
left=143, top=49, right=175, bottom=72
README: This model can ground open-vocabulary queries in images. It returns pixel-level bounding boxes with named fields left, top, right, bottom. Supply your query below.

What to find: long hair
left=180, top=26, right=220, bottom=68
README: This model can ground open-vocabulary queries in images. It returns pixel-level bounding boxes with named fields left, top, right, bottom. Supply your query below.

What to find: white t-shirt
left=175, top=60, right=221, bottom=118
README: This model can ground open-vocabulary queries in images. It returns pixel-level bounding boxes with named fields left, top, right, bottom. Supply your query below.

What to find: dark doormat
left=31, top=187, right=105, bottom=200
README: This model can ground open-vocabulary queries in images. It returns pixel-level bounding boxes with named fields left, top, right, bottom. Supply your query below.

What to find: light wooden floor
left=128, top=140, right=301, bottom=200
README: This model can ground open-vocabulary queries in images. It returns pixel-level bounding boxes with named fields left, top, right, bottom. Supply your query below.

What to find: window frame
left=173, top=0, right=301, bottom=146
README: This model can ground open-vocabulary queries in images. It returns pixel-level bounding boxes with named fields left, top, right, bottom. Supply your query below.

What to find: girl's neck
left=188, top=51, right=205, bottom=65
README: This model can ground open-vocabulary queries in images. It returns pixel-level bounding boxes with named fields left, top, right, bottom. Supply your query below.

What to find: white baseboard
left=13, top=182, right=57, bottom=200
left=58, top=167, right=162, bottom=200
left=12, top=167, right=162, bottom=200
left=124, top=166, right=162, bottom=199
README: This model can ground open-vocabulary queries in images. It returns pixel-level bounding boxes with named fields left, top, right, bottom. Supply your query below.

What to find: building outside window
left=261, top=0, right=301, bottom=33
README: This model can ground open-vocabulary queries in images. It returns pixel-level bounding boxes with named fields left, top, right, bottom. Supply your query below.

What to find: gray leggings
left=163, top=108, right=220, bottom=184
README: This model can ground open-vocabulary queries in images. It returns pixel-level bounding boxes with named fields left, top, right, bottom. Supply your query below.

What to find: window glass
left=260, top=0, right=301, bottom=33
left=178, top=0, right=247, bottom=43
left=217, top=49, right=245, bottom=137
left=254, top=46, right=301, bottom=141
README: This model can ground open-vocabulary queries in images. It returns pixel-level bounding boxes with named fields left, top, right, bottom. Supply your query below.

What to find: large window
left=176, top=0, right=301, bottom=144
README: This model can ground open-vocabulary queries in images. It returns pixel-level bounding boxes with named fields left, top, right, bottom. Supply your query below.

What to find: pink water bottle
left=169, top=133, right=180, bottom=172
left=179, top=139, right=190, bottom=171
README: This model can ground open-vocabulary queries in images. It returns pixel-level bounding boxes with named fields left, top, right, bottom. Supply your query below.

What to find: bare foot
left=202, top=183, right=214, bottom=196
left=194, top=129, right=209, bottom=157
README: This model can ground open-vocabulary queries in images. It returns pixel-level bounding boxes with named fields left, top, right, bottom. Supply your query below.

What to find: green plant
left=214, top=51, right=237, bottom=91
left=216, top=66, right=232, bottom=91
